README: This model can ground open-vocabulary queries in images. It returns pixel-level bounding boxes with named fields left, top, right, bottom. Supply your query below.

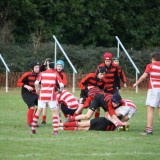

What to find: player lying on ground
left=67, top=93, right=129, bottom=127
left=59, top=100, right=137, bottom=131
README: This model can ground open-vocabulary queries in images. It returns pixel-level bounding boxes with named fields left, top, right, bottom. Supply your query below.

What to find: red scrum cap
left=103, top=52, right=113, bottom=60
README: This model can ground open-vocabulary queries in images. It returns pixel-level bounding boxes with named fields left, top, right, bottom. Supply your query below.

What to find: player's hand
left=25, top=85, right=33, bottom=91
left=121, top=121, right=129, bottom=126
left=123, top=83, right=127, bottom=88
left=133, top=83, right=137, bottom=87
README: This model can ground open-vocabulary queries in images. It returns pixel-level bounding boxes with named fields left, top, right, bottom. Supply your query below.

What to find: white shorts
left=115, top=106, right=136, bottom=119
left=38, top=100, right=58, bottom=110
left=145, top=89, right=160, bottom=107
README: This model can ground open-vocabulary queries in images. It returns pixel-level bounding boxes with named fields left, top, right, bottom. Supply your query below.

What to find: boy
left=17, top=61, right=40, bottom=126
left=133, top=52, right=160, bottom=135
left=31, top=59, right=64, bottom=135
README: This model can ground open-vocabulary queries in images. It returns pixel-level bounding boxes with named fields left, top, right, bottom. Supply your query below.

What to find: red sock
left=64, top=127, right=77, bottom=131
left=69, top=116, right=76, bottom=121
left=27, top=108, right=34, bottom=125
left=94, top=111, right=100, bottom=118
left=146, top=127, right=152, bottom=133
left=42, top=115, right=46, bottom=122
left=64, top=122, right=77, bottom=127
left=114, top=121, right=122, bottom=127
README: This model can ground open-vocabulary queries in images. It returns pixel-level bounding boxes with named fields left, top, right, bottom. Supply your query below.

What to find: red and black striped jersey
left=104, top=93, right=116, bottom=116
left=79, top=73, right=105, bottom=90
left=114, top=65, right=127, bottom=89
left=97, top=63, right=119, bottom=93
left=105, top=123, right=116, bottom=131
left=17, top=71, right=39, bottom=94
left=53, top=69, right=67, bottom=87
left=84, top=87, right=105, bottom=108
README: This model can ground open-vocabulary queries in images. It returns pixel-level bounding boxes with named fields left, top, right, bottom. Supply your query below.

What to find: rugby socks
left=63, top=122, right=78, bottom=127
left=63, top=127, right=78, bottom=131
left=114, top=121, right=122, bottom=127
left=69, top=116, right=76, bottom=121
left=146, top=127, right=153, bottom=133
left=53, top=115, right=59, bottom=135
left=42, top=115, right=46, bottom=122
left=31, top=114, right=39, bottom=133
left=94, top=111, right=100, bottom=118
left=27, top=108, right=34, bottom=126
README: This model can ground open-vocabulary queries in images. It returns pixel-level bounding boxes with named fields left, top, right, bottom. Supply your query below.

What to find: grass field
left=0, top=88, right=160, bottom=160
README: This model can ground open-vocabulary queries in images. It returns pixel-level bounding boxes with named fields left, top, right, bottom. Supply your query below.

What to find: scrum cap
left=112, top=93, right=122, bottom=104
left=103, top=52, right=113, bottom=61
left=56, top=60, right=64, bottom=69
left=30, top=61, right=40, bottom=70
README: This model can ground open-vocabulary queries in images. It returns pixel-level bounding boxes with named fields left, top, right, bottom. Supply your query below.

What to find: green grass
left=0, top=88, right=160, bottom=160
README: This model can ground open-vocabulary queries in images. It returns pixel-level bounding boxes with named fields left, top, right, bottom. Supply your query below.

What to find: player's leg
left=41, top=104, right=48, bottom=124
left=145, top=106, right=154, bottom=133
left=73, top=100, right=84, bottom=116
left=59, top=121, right=90, bottom=131
left=70, top=109, right=94, bottom=121
left=94, top=107, right=100, bottom=118
left=22, top=93, right=38, bottom=126
left=50, top=101, right=59, bottom=135
left=27, top=106, right=35, bottom=126
left=31, top=102, right=43, bottom=133
left=143, top=89, right=159, bottom=135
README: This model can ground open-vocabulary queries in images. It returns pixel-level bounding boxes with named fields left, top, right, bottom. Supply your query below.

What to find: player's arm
left=105, top=112, right=128, bottom=127
left=133, top=72, right=148, bottom=87
left=17, top=72, right=29, bottom=87
left=56, top=74, right=64, bottom=92
left=17, top=72, right=34, bottom=91
left=62, top=72, right=67, bottom=87
left=34, top=80, right=40, bottom=94
left=34, top=73, right=41, bottom=93
left=79, top=74, right=91, bottom=90
left=120, top=69, right=127, bottom=88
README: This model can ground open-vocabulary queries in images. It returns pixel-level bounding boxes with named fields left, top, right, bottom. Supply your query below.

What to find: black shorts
left=61, top=103, right=77, bottom=116
left=80, top=89, right=88, bottom=104
left=22, top=92, right=38, bottom=108
left=89, top=94, right=107, bottom=112
left=89, top=117, right=113, bottom=131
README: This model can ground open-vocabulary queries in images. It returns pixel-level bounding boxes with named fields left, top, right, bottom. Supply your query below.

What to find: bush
left=0, top=42, right=159, bottom=79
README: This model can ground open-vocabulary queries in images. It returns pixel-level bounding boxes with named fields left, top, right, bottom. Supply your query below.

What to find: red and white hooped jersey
left=36, top=69, right=63, bottom=102
left=57, top=90, right=79, bottom=109
left=121, top=99, right=137, bottom=110
left=145, top=62, right=160, bottom=89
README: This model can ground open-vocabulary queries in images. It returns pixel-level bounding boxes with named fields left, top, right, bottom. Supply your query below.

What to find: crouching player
left=57, top=90, right=79, bottom=119
left=31, top=59, right=64, bottom=135
left=114, top=99, right=137, bottom=131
